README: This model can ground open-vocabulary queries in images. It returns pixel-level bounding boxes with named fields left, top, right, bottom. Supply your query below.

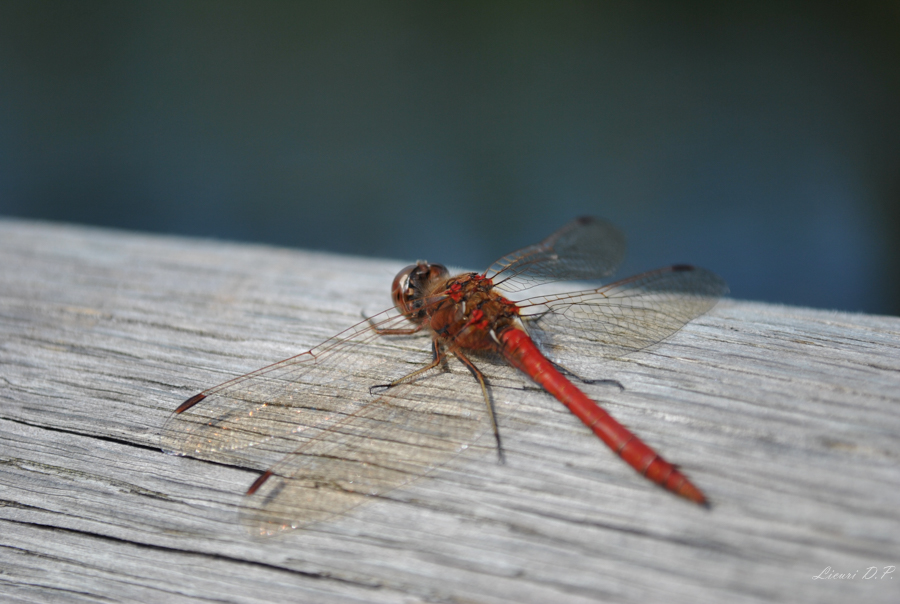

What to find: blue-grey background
left=1, top=1, right=898, bottom=314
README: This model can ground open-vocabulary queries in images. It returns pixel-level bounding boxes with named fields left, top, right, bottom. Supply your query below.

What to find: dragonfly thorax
left=426, top=272, right=522, bottom=351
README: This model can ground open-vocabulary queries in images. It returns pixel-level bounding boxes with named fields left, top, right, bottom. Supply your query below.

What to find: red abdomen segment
left=499, top=328, right=707, bottom=506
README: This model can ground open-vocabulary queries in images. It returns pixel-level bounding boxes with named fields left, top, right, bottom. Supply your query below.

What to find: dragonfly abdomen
left=499, top=327, right=707, bottom=506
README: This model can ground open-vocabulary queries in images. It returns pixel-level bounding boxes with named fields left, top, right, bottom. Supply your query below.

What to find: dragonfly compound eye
left=391, top=262, right=450, bottom=318
left=391, top=264, right=418, bottom=316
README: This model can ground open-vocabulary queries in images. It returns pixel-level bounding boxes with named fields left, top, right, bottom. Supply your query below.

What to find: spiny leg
left=369, top=339, right=447, bottom=395
left=453, top=349, right=505, bottom=464
left=520, top=315, right=623, bottom=389
left=549, top=359, right=624, bottom=390
left=362, top=311, right=424, bottom=336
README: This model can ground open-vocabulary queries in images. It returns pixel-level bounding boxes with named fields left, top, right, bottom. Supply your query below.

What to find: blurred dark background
left=1, top=1, right=898, bottom=314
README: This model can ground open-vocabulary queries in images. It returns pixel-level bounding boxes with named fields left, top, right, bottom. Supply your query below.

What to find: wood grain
left=1, top=218, right=898, bottom=604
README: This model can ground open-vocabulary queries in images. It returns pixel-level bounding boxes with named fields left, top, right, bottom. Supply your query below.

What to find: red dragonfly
left=162, top=217, right=726, bottom=534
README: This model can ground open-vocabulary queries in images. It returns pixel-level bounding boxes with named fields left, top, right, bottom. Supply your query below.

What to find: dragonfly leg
left=521, top=308, right=554, bottom=326
left=519, top=319, right=623, bottom=389
left=549, top=360, right=624, bottom=390
left=368, top=339, right=447, bottom=395
left=362, top=311, right=424, bottom=335
left=453, top=350, right=505, bottom=464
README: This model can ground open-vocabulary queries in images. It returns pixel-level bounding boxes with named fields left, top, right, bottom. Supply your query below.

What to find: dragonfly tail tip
left=671, top=476, right=709, bottom=508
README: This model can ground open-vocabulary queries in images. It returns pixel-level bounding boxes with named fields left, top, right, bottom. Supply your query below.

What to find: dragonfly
left=161, top=217, right=727, bottom=534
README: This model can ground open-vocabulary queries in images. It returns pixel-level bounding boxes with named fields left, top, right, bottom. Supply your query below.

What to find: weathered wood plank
left=1, top=218, right=898, bottom=604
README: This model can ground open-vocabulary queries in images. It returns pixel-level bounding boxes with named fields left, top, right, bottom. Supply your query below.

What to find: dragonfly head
left=392, top=261, right=449, bottom=321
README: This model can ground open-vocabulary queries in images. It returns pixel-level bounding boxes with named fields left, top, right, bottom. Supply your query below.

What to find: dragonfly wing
left=161, top=308, right=429, bottom=470
left=240, top=364, right=491, bottom=534
left=485, top=216, right=626, bottom=293
left=517, top=265, right=728, bottom=365
left=161, top=307, right=492, bottom=532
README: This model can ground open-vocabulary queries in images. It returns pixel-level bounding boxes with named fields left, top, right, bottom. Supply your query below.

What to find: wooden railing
left=1, top=218, right=897, bottom=603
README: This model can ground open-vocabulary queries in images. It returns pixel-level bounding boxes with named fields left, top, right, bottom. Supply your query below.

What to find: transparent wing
left=485, top=216, right=626, bottom=293
left=516, top=265, right=728, bottom=364
left=240, top=365, right=490, bottom=534
left=160, top=308, right=492, bottom=532
left=161, top=308, right=412, bottom=466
